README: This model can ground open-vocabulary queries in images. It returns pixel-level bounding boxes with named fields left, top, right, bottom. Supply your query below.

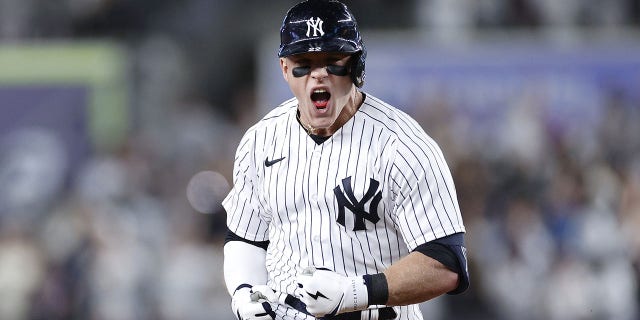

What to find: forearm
left=383, top=251, right=459, bottom=306
left=295, top=251, right=460, bottom=317
left=223, top=240, right=268, bottom=295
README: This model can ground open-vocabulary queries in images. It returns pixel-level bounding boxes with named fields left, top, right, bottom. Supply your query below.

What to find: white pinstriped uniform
left=223, top=93, right=465, bottom=320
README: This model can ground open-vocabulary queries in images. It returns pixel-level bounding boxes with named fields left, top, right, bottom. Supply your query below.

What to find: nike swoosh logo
left=264, top=157, right=286, bottom=167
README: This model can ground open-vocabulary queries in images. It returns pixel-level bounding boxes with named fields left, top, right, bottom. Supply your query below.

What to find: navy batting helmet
left=278, top=0, right=366, bottom=87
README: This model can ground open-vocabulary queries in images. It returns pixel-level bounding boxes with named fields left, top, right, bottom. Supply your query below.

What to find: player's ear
left=280, top=58, right=289, bottom=82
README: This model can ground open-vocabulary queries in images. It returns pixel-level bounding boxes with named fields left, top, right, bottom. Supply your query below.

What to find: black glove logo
left=306, top=291, right=329, bottom=300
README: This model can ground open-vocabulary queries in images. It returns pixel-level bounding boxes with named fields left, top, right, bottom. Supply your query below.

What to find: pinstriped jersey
left=223, top=93, right=465, bottom=320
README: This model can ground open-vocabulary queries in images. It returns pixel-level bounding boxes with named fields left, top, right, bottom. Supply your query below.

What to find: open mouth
left=311, top=89, right=330, bottom=109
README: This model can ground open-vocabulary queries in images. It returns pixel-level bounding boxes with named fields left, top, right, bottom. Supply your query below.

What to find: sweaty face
left=280, top=52, right=356, bottom=131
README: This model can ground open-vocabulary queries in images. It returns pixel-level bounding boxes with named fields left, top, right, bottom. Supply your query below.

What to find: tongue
left=313, top=100, right=328, bottom=108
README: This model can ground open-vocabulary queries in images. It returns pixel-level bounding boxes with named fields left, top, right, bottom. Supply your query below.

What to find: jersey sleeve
left=222, top=129, right=270, bottom=242
left=413, top=232, right=470, bottom=294
left=389, top=119, right=465, bottom=251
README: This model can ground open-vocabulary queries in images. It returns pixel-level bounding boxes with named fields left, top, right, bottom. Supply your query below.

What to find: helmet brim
left=278, top=38, right=361, bottom=58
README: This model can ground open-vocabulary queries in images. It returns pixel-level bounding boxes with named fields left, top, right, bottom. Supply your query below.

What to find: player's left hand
left=231, top=284, right=276, bottom=320
left=294, top=266, right=369, bottom=317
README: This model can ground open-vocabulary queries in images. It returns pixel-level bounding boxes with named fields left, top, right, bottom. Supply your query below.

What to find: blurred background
left=1, top=0, right=639, bottom=319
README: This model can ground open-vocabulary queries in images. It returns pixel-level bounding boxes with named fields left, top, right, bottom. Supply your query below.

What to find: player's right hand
left=295, top=266, right=369, bottom=317
left=231, top=284, right=276, bottom=320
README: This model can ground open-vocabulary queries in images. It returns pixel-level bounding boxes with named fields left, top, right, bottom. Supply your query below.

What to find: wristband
left=363, top=273, right=389, bottom=305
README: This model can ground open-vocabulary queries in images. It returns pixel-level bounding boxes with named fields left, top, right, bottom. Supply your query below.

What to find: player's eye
left=291, top=65, right=349, bottom=78
left=292, top=66, right=311, bottom=77
left=326, top=65, right=348, bottom=76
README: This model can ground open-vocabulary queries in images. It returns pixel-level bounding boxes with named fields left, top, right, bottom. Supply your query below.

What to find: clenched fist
left=231, top=284, right=276, bottom=320
left=295, top=267, right=369, bottom=317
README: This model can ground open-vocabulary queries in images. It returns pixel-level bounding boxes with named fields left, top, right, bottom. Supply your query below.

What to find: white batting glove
left=231, top=284, right=276, bottom=320
left=295, top=267, right=369, bottom=317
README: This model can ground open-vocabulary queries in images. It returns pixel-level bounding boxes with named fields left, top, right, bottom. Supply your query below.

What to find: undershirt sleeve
left=223, top=232, right=269, bottom=296
left=412, top=232, right=469, bottom=295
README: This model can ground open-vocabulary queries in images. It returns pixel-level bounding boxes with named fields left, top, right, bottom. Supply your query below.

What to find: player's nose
left=310, top=66, right=329, bottom=80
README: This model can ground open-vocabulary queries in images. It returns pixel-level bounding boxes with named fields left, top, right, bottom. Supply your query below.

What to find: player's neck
left=298, top=90, right=364, bottom=137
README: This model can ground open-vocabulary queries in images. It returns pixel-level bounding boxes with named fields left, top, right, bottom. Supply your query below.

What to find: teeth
left=313, top=89, right=327, bottom=93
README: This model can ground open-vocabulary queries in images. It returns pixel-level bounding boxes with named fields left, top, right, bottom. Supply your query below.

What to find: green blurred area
left=0, top=42, right=129, bottom=152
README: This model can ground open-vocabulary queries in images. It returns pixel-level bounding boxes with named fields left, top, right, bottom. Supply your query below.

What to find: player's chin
left=308, top=114, right=333, bottom=128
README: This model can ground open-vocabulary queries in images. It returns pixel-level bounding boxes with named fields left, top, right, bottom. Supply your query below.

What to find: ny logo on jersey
left=333, top=176, right=382, bottom=231
left=306, top=17, right=324, bottom=37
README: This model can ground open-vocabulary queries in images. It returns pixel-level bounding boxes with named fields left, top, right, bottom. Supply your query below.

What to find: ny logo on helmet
left=333, top=177, right=382, bottom=231
left=306, top=17, right=324, bottom=37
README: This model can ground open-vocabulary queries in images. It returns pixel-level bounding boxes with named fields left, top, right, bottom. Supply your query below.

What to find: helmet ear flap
left=350, top=49, right=366, bottom=88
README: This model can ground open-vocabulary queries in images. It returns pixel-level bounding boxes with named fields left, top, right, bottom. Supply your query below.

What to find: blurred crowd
left=1, top=0, right=640, bottom=319
left=413, top=83, right=640, bottom=319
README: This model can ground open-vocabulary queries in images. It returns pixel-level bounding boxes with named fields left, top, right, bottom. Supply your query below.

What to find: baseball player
left=223, top=1, right=469, bottom=319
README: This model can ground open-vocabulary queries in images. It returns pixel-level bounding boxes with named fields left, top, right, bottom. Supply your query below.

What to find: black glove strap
left=363, top=273, right=389, bottom=305
left=234, top=283, right=252, bottom=294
